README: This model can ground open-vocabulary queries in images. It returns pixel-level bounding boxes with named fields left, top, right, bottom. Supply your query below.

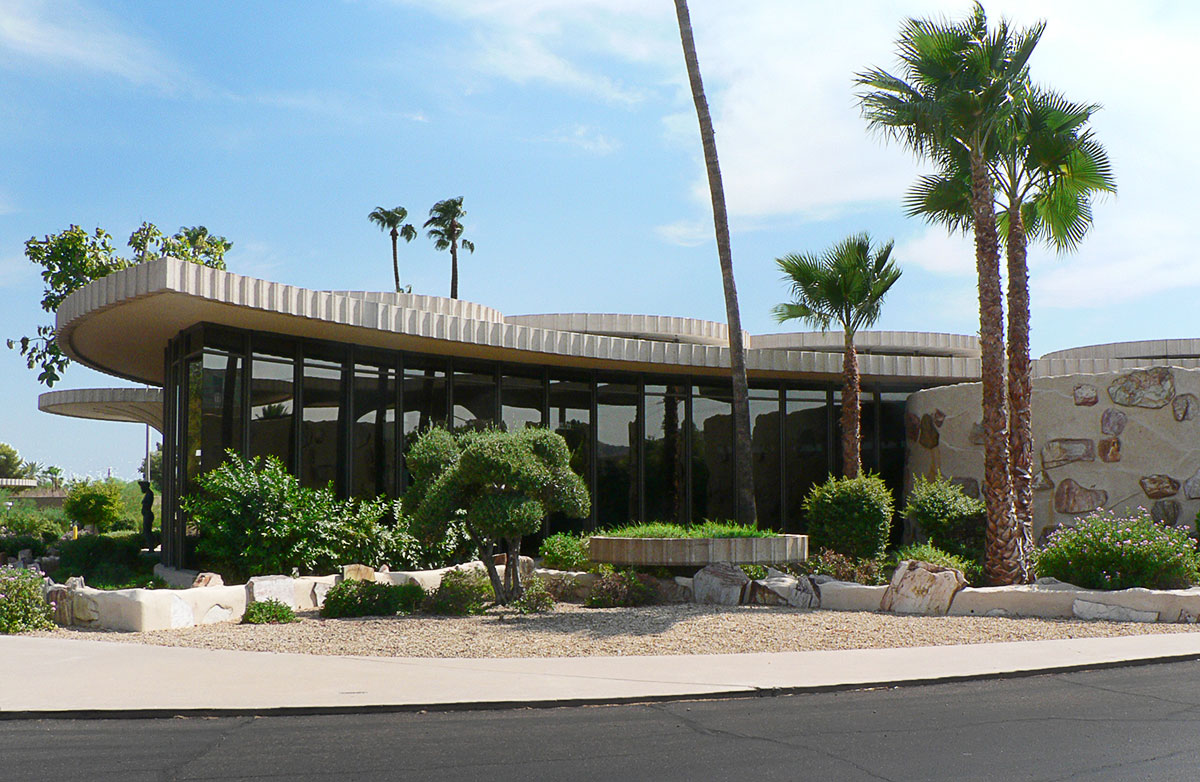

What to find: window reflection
left=692, top=385, right=734, bottom=521
left=596, top=381, right=639, bottom=527
left=644, top=383, right=687, bottom=524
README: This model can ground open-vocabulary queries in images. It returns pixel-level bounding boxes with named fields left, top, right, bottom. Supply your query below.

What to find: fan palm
left=906, top=89, right=1115, bottom=549
left=424, top=197, right=474, bottom=300
left=368, top=206, right=417, bottom=293
left=773, top=234, right=902, bottom=478
left=858, top=3, right=1044, bottom=585
left=673, top=0, right=757, bottom=526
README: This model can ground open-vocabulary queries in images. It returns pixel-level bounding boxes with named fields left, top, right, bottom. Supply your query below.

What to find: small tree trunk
left=1005, top=204, right=1034, bottom=583
left=509, top=536, right=523, bottom=598
left=390, top=227, right=401, bottom=293
left=841, top=331, right=861, bottom=478
left=450, top=234, right=459, bottom=300
left=477, top=537, right=506, bottom=605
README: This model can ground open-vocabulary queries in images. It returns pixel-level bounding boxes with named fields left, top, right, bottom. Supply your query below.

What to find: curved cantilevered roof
left=55, top=257, right=989, bottom=389
left=38, top=387, right=164, bottom=432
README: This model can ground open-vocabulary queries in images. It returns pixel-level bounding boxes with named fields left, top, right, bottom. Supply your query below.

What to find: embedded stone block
left=1098, top=438, right=1121, bottom=463
left=1054, top=479, right=1108, bottom=514
left=1108, top=367, right=1175, bottom=408
left=246, top=575, right=297, bottom=608
left=949, top=476, right=980, bottom=500
left=917, top=414, right=939, bottom=448
left=1152, top=499, right=1181, bottom=525
left=1041, top=439, right=1095, bottom=469
left=968, top=422, right=985, bottom=446
left=1174, top=393, right=1199, bottom=422
left=1140, top=474, right=1180, bottom=499
left=1100, top=408, right=1127, bottom=436
left=1072, top=599, right=1158, bottom=623
left=1074, top=384, right=1098, bottom=406
left=1031, top=471, right=1055, bottom=491
left=1185, top=468, right=1200, bottom=500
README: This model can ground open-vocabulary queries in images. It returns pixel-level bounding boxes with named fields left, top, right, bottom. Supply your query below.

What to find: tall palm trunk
left=1005, top=204, right=1034, bottom=581
left=841, top=330, right=861, bottom=478
left=450, top=221, right=459, bottom=300
left=390, top=227, right=401, bottom=293
left=970, top=153, right=1020, bottom=586
left=674, top=0, right=757, bottom=526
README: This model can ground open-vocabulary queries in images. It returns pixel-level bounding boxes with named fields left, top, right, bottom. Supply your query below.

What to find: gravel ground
left=38, top=604, right=1200, bottom=658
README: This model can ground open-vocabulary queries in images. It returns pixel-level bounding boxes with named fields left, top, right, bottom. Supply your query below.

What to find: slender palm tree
left=858, top=4, right=1044, bottom=585
left=773, top=234, right=902, bottom=478
left=424, top=197, right=474, bottom=300
left=906, top=90, right=1115, bottom=556
left=673, top=0, right=757, bottom=527
left=368, top=206, right=417, bottom=293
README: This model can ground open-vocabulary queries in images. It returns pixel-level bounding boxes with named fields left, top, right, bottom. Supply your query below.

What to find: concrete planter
left=588, top=534, right=807, bottom=567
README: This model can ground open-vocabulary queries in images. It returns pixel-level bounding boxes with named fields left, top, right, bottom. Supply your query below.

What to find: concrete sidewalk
left=5, top=632, right=1200, bottom=718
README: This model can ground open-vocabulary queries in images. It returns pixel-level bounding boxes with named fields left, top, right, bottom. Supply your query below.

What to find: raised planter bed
left=587, top=534, right=807, bottom=567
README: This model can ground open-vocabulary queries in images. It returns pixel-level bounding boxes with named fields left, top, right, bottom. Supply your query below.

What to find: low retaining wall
left=588, top=534, right=807, bottom=566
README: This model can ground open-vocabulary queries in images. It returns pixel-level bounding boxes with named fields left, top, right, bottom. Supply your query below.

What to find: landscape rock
left=45, top=585, right=73, bottom=625
left=654, top=576, right=693, bottom=604
left=1072, top=599, right=1158, bottom=623
left=312, top=581, right=334, bottom=608
left=747, top=567, right=818, bottom=608
left=1140, top=474, right=1180, bottom=499
left=1108, top=367, right=1175, bottom=409
left=817, top=581, right=887, bottom=612
left=169, top=594, right=195, bottom=629
left=949, top=476, right=980, bottom=500
left=692, top=562, right=750, bottom=606
left=191, top=572, right=224, bottom=588
left=65, top=576, right=85, bottom=590
left=1173, top=393, right=1199, bottom=422
left=1100, top=408, right=1127, bottom=436
left=535, top=569, right=600, bottom=602
left=201, top=604, right=233, bottom=624
left=1073, top=384, right=1098, bottom=406
left=246, top=575, right=297, bottom=608
left=38, top=556, right=60, bottom=573
left=1054, top=479, right=1108, bottom=514
left=1098, top=438, right=1121, bottom=463
left=1185, top=468, right=1200, bottom=500
left=1041, top=439, right=1095, bottom=469
left=933, top=409, right=946, bottom=427
left=342, top=564, right=376, bottom=582
left=72, top=591, right=100, bottom=624
left=918, top=414, right=939, bottom=449
left=880, top=560, right=967, bottom=615
left=1152, top=500, right=1182, bottom=525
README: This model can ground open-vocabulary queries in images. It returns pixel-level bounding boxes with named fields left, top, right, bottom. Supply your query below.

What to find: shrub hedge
left=320, top=579, right=425, bottom=618
left=802, top=473, right=894, bottom=560
left=903, top=475, right=986, bottom=561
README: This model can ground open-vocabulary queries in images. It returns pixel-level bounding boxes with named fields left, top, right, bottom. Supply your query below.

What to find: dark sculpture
left=138, top=480, right=155, bottom=551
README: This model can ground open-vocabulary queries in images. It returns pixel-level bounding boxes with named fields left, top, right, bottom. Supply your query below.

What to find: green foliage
left=772, top=233, right=902, bottom=335
left=388, top=501, right=474, bottom=571
left=0, top=499, right=66, bottom=542
left=585, top=566, right=658, bottom=608
left=597, top=520, right=775, bottom=539
left=183, top=452, right=396, bottom=582
left=890, top=542, right=984, bottom=587
left=1035, top=509, right=1200, bottom=591
left=512, top=575, right=555, bottom=614
left=0, top=568, right=54, bottom=634
left=803, top=473, right=894, bottom=560
left=538, top=533, right=591, bottom=571
left=11, top=222, right=230, bottom=386
left=903, top=475, right=987, bottom=561
left=740, top=564, right=768, bottom=580
left=0, top=534, right=48, bottom=560
left=791, top=547, right=886, bottom=586
left=63, top=480, right=127, bottom=533
left=424, top=568, right=493, bottom=615
left=242, top=599, right=297, bottom=624
left=56, top=532, right=144, bottom=586
left=320, top=579, right=425, bottom=618
left=0, top=443, right=31, bottom=479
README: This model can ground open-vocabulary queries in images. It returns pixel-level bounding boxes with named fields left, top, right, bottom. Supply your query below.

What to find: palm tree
left=368, top=206, right=417, bottom=293
left=673, top=0, right=757, bottom=527
left=773, top=234, right=902, bottom=478
left=857, top=4, right=1044, bottom=585
left=424, top=197, right=474, bottom=300
left=906, top=90, right=1115, bottom=554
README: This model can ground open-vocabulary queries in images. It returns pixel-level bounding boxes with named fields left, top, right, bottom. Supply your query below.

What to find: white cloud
left=0, top=0, right=187, bottom=91
left=655, top=219, right=711, bottom=247
left=895, top=227, right=976, bottom=277
left=537, top=124, right=618, bottom=154
left=254, top=90, right=428, bottom=124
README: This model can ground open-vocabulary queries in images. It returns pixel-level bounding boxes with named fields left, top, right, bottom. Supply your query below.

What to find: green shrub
left=585, top=567, right=658, bottom=608
left=320, top=579, right=425, bottom=618
left=740, top=564, right=768, bottom=580
left=0, top=501, right=66, bottom=542
left=243, top=599, right=297, bottom=624
left=0, top=534, right=48, bottom=561
left=904, top=475, right=986, bottom=561
left=1035, top=509, right=1200, bottom=591
left=791, top=547, right=886, bottom=586
left=424, top=568, right=493, bottom=615
left=183, top=452, right=397, bottom=581
left=0, top=567, right=54, bottom=633
left=63, top=480, right=127, bottom=533
left=387, top=502, right=474, bottom=571
left=57, top=533, right=142, bottom=577
left=889, top=542, right=983, bottom=586
left=539, top=532, right=591, bottom=571
left=803, top=473, right=893, bottom=560
left=598, top=520, right=775, bottom=539
left=512, top=575, right=555, bottom=614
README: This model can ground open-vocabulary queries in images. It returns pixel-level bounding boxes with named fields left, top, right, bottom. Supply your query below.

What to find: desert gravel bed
left=41, top=604, right=1200, bottom=658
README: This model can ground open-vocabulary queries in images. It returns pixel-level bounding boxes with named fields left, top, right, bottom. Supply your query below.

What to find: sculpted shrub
left=63, top=480, right=127, bottom=533
left=803, top=473, right=893, bottom=560
left=903, top=475, right=986, bottom=561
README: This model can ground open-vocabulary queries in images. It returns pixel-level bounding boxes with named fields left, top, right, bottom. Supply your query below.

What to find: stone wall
left=906, top=366, right=1200, bottom=541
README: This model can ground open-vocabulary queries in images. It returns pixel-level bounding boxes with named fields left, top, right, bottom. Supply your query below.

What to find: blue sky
left=0, top=0, right=1196, bottom=478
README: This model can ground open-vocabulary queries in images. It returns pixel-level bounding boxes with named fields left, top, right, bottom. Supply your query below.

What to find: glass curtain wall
left=300, top=352, right=344, bottom=491
left=248, top=343, right=295, bottom=469
left=785, top=388, right=830, bottom=530
left=749, top=386, right=783, bottom=529
left=692, top=385, right=734, bottom=521
left=549, top=374, right=593, bottom=531
left=501, top=370, right=545, bottom=432
left=352, top=357, right=397, bottom=499
left=643, top=382, right=688, bottom=524
left=595, top=380, right=640, bottom=528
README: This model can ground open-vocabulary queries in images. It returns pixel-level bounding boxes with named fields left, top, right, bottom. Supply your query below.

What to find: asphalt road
left=6, top=660, right=1200, bottom=782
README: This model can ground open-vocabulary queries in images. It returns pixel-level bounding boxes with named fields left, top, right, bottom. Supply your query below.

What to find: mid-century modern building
left=41, top=257, right=1200, bottom=567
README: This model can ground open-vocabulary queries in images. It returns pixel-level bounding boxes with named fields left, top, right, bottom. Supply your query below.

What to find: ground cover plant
left=0, top=567, right=54, bottom=633
left=791, top=547, right=886, bottom=586
left=595, top=520, right=776, bottom=539
left=320, top=579, right=425, bottom=618
left=538, top=532, right=591, bottom=571
left=585, top=566, right=658, bottom=608
left=512, top=574, right=555, bottom=614
left=890, top=542, right=984, bottom=587
left=242, top=599, right=297, bottom=624
left=904, top=475, right=986, bottom=562
left=803, top=473, right=893, bottom=560
left=1035, top=509, right=1200, bottom=591
left=423, top=568, right=492, bottom=615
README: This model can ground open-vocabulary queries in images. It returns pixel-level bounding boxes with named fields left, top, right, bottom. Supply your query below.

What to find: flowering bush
left=0, top=567, right=54, bottom=634
left=1035, top=509, right=1200, bottom=591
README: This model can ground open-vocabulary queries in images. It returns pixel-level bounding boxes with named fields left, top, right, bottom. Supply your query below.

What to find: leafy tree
left=368, top=205, right=418, bottom=293
left=63, top=479, right=127, bottom=533
left=424, top=197, right=475, bottom=300
left=0, top=443, right=31, bottom=480
left=409, top=427, right=590, bottom=604
left=773, top=234, right=902, bottom=478
left=10, top=222, right=231, bottom=386
left=858, top=3, right=1042, bottom=585
left=673, top=0, right=757, bottom=527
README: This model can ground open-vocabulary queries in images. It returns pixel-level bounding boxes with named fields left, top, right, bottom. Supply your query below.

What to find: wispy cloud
left=536, top=124, right=618, bottom=154
left=895, top=227, right=976, bottom=277
left=0, top=0, right=187, bottom=92
left=655, top=219, right=710, bottom=248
